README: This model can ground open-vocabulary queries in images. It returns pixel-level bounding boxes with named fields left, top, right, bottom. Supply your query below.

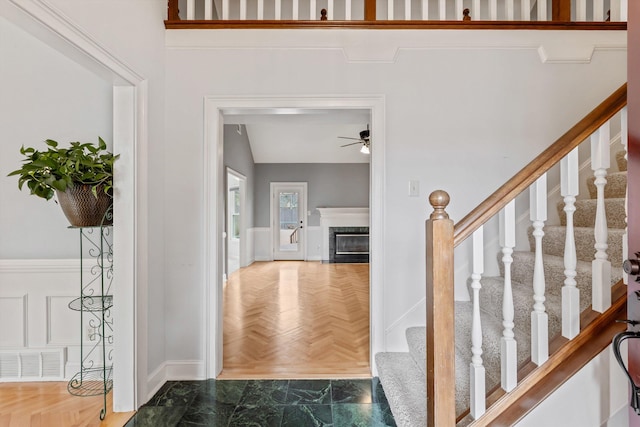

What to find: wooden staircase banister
left=453, top=83, right=627, bottom=247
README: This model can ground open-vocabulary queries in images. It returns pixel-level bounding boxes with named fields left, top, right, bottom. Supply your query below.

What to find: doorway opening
left=204, top=96, right=386, bottom=379
left=226, top=168, right=246, bottom=281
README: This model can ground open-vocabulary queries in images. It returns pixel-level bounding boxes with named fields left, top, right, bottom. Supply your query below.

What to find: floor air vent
left=0, top=348, right=65, bottom=381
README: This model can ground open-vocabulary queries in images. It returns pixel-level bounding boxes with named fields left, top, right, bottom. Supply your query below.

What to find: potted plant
left=8, top=137, right=119, bottom=227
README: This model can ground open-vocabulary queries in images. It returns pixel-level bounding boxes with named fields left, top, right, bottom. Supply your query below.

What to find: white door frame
left=4, top=0, right=148, bottom=410
left=204, top=95, right=385, bottom=378
left=270, top=182, right=308, bottom=261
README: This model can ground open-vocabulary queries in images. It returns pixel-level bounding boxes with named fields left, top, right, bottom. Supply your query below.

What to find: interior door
left=271, top=182, right=307, bottom=260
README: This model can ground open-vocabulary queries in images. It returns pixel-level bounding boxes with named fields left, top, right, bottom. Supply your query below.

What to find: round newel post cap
left=429, top=190, right=450, bottom=220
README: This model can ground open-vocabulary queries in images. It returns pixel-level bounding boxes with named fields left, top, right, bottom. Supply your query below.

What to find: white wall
left=516, top=344, right=629, bottom=427
left=164, top=29, right=626, bottom=360
left=0, top=15, right=112, bottom=259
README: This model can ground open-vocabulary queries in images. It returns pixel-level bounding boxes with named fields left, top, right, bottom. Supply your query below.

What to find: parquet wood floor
left=0, top=382, right=134, bottom=427
left=219, top=261, right=371, bottom=379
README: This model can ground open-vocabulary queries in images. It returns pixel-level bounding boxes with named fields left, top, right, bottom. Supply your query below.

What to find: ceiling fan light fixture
left=360, top=144, right=370, bottom=154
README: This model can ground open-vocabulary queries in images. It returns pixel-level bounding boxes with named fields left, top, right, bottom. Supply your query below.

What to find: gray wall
left=254, top=163, right=370, bottom=227
left=224, top=124, right=255, bottom=228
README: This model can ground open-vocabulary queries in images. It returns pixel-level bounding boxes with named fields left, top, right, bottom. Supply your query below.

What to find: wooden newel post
left=426, top=190, right=456, bottom=427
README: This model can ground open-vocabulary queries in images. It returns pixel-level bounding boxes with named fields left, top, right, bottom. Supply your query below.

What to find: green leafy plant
left=7, top=137, right=119, bottom=200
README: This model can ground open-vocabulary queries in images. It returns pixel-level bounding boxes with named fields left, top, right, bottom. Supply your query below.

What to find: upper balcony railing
left=166, top=0, right=628, bottom=28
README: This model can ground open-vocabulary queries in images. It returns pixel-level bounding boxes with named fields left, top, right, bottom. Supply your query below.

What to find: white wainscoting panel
left=0, top=295, right=27, bottom=347
left=0, top=259, right=89, bottom=380
left=252, top=227, right=272, bottom=261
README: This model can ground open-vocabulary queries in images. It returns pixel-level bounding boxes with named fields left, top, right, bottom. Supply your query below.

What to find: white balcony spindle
left=499, top=200, right=517, bottom=391
left=530, top=174, right=549, bottom=365
left=522, top=0, right=531, bottom=20
left=389, top=0, right=395, bottom=20
left=470, top=228, right=486, bottom=419
left=405, top=0, right=411, bottom=19
left=345, top=0, right=351, bottom=20
left=292, top=0, right=299, bottom=20
left=204, top=0, right=213, bottom=19
left=561, top=148, right=580, bottom=339
left=576, top=0, right=587, bottom=21
left=594, top=0, right=604, bottom=21
left=327, top=0, right=334, bottom=20
left=506, top=0, right=515, bottom=20
left=621, top=107, right=629, bottom=284
left=310, top=0, right=316, bottom=19
left=611, top=0, right=621, bottom=21
left=187, top=0, right=196, bottom=20
left=275, top=0, right=282, bottom=19
left=537, top=0, right=547, bottom=20
left=489, top=0, right=497, bottom=20
left=258, top=0, right=264, bottom=19
left=240, top=0, right=247, bottom=19
left=591, top=123, right=612, bottom=312
left=222, top=0, right=229, bottom=20
left=439, top=0, right=447, bottom=20
left=621, top=0, right=628, bottom=21
left=473, top=0, right=481, bottom=19
left=422, top=0, right=429, bottom=20
left=455, top=0, right=463, bottom=19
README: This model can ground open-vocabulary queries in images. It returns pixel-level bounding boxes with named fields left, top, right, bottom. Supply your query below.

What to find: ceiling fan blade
left=340, top=142, right=361, bottom=147
left=338, top=136, right=361, bottom=141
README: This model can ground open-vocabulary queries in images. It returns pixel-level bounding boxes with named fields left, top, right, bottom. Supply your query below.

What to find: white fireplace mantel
left=317, top=208, right=369, bottom=261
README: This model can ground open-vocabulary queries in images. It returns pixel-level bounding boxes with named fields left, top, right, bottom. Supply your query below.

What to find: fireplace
left=329, top=227, right=369, bottom=263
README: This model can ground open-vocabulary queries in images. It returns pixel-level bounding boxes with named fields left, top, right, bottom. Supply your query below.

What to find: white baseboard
left=145, top=360, right=205, bottom=403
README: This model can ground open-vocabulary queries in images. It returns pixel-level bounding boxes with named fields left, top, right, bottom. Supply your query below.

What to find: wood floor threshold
left=461, top=281, right=627, bottom=426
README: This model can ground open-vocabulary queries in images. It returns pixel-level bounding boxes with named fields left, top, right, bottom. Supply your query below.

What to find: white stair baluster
left=240, top=0, right=247, bottom=19
left=499, top=200, right=517, bottom=391
left=222, top=0, right=229, bottom=19
left=275, top=0, right=282, bottom=19
left=621, top=107, right=629, bottom=284
left=594, top=0, right=604, bottom=21
left=310, top=0, right=316, bottom=19
left=621, top=0, right=628, bottom=21
left=530, top=174, right=549, bottom=365
left=187, top=0, right=196, bottom=20
left=422, top=0, right=429, bottom=20
left=576, top=0, right=587, bottom=21
left=610, top=0, right=621, bottom=21
left=489, top=0, right=498, bottom=20
left=455, top=0, right=463, bottom=19
left=522, top=0, right=531, bottom=20
left=327, top=0, right=334, bottom=19
left=439, top=0, right=447, bottom=20
left=345, top=0, right=351, bottom=20
left=591, top=122, right=612, bottom=312
left=389, top=0, right=395, bottom=19
left=506, top=0, right=514, bottom=20
left=561, top=148, right=580, bottom=339
left=470, top=228, right=486, bottom=419
left=204, top=0, right=213, bottom=19
left=405, top=0, right=411, bottom=19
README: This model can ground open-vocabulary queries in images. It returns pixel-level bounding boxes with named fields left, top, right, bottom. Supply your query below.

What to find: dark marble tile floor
left=125, top=378, right=396, bottom=426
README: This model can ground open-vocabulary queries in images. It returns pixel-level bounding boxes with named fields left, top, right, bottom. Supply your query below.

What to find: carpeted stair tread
left=375, top=352, right=426, bottom=427
left=557, top=198, right=626, bottom=229
left=529, top=225, right=624, bottom=267
left=586, top=171, right=627, bottom=199
left=472, top=276, right=563, bottom=344
left=616, top=150, right=627, bottom=172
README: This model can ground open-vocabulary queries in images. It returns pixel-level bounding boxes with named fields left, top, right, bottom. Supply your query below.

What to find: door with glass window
left=271, top=182, right=307, bottom=260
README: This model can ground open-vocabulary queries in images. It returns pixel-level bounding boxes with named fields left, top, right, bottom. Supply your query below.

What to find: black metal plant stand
left=67, top=216, right=113, bottom=420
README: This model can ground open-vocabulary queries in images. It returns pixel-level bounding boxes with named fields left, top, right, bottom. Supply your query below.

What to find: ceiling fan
left=339, top=125, right=370, bottom=154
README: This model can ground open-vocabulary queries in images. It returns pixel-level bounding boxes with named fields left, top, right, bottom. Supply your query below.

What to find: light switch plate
left=409, top=180, right=419, bottom=197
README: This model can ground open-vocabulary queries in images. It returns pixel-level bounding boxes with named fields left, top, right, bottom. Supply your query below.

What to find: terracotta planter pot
left=56, top=184, right=113, bottom=227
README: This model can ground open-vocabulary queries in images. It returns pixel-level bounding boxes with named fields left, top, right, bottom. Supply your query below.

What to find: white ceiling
left=223, top=108, right=371, bottom=163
